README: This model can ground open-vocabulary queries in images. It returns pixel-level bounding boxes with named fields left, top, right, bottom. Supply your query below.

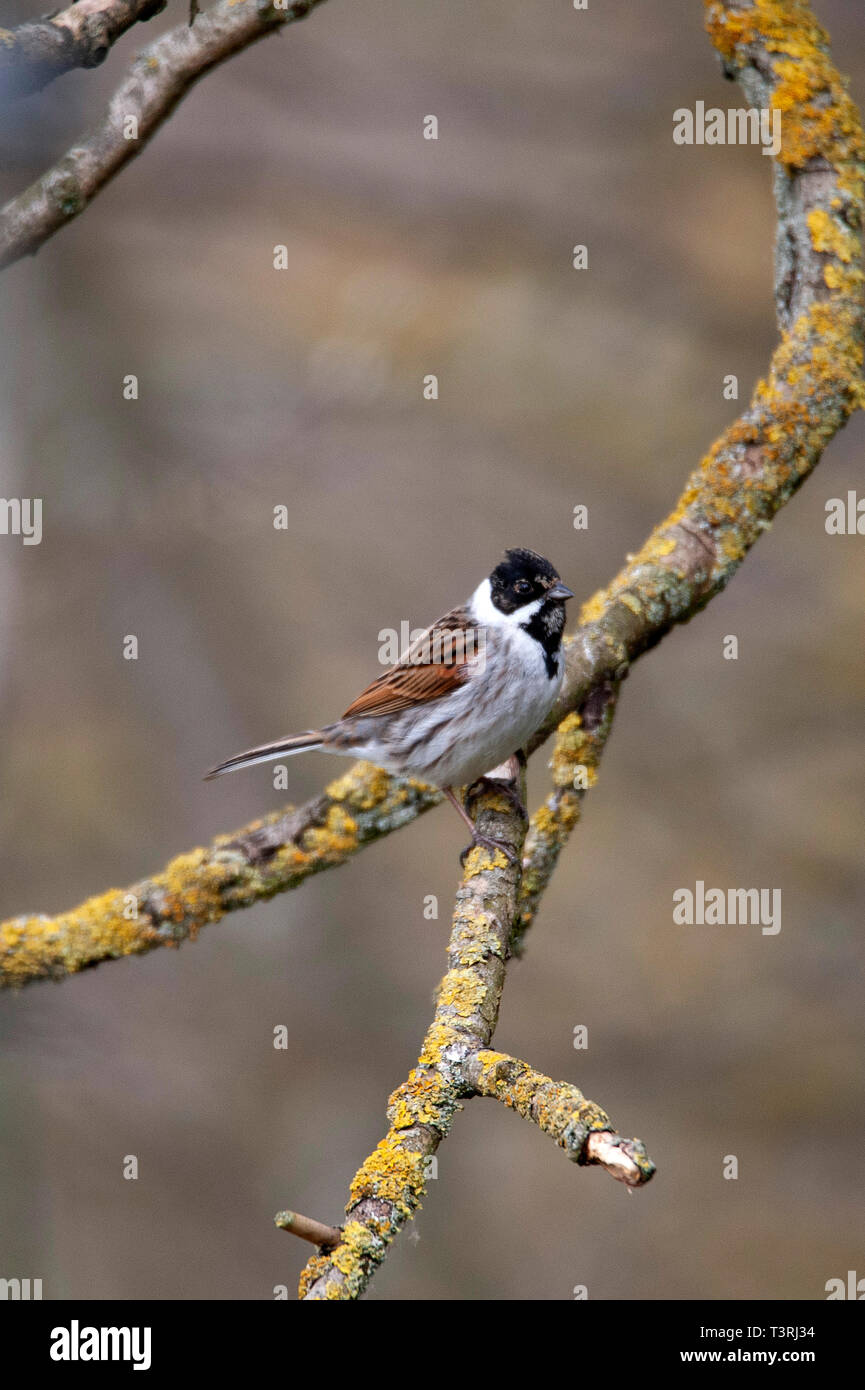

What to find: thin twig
left=275, top=1210, right=341, bottom=1248
left=0, top=0, right=327, bottom=269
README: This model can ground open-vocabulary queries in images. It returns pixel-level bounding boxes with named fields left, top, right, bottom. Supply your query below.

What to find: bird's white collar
left=469, top=577, right=545, bottom=628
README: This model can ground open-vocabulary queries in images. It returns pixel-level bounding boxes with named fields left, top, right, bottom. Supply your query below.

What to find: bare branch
left=585, top=1131, right=655, bottom=1187
left=275, top=1210, right=341, bottom=1248
left=0, top=0, right=327, bottom=270
left=0, top=0, right=166, bottom=99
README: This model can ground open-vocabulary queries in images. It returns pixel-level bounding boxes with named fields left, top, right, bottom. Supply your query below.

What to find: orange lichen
left=578, top=589, right=609, bottom=626
left=705, top=0, right=865, bottom=193
left=460, top=843, right=509, bottom=876
left=0, top=892, right=159, bottom=987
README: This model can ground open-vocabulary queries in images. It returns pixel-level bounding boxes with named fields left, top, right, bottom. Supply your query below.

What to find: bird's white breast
left=330, top=578, right=564, bottom=789
left=393, top=583, right=563, bottom=786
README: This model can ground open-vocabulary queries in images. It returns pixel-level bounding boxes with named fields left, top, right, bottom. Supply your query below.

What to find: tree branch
left=0, top=764, right=440, bottom=987
left=0, top=0, right=860, bottom=1303
left=464, top=1051, right=655, bottom=1188
left=514, top=678, right=620, bottom=956
left=0, top=0, right=327, bottom=270
left=297, top=782, right=652, bottom=1300
left=296, top=0, right=865, bottom=1299
left=0, top=0, right=167, bottom=100
left=1, top=0, right=862, bottom=1021
left=544, top=0, right=865, bottom=731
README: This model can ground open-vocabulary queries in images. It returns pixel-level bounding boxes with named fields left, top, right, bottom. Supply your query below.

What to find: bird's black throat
left=520, top=602, right=565, bottom=680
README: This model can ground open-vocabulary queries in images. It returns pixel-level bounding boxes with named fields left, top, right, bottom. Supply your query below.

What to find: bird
left=205, top=547, right=574, bottom=863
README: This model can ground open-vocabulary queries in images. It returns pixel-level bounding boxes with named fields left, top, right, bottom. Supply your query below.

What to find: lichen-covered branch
left=540, top=0, right=865, bottom=735
left=292, top=0, right=864, bottom=1300
left=0, top=765, right=439, bottom=987
left=0, top=691, right=619, bottom=988
left=0, top=0, right=166, bottom=100
left=1, top=0, right=862, bottom=1006
left=298, top=783, right=650, bottom=1300
left=464, top=1051, right=655, bottom=1187
left=0, top=0, right=858, bottom=1305
left=0, top=0, right=327, bottom=270
left=298, top=788, right=527, bottom=1299
left=514, top=679, right=620, bottom=955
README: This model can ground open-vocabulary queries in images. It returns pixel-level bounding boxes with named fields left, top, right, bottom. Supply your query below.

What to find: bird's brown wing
left=341, top=606, right=476, bottom=719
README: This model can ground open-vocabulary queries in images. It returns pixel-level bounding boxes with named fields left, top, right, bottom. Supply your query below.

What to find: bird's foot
left=468, top=776, right=527, bottom=823
left=459, top=832, right=520, bottom=868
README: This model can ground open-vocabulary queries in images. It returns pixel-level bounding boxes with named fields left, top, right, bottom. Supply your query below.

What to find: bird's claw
left=467, top=775, right=527, bottom=822
left=459, top=833, right=520, bottom=868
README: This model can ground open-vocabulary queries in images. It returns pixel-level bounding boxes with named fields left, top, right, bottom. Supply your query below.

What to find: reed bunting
left=206, top=548, right=573, bottom=862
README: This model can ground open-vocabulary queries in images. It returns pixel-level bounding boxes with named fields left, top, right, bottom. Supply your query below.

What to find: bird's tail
left=204, top=731, right=324, bottom=780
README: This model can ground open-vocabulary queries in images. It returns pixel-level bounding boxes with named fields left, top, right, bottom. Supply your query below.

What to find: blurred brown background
left=0, top=0, right=863, bottom=1301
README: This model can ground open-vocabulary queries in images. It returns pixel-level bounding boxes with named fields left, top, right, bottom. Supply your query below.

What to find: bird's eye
left=514, top=579, right=531, bottom=595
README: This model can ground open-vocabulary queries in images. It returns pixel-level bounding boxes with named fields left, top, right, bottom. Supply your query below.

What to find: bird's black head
left=488, top=548, right=573, bottom=615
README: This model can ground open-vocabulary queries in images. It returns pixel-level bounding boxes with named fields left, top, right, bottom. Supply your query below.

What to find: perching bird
left=206, top=548, right=573, bottom=862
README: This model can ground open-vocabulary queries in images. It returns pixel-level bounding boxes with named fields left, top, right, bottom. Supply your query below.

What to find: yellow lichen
left=326, top=760, right=392, bottom=810
left=807, top=207, right=856, bottom=261
left=416, top=1021, right=460, bottom=1067
left=389, top=1069, right=448, bottom=1129
left=460, top=843, right=509, bottom=875
left=578, top=589, right=607, bottom=626
left=349, top=1137, right=427, bottom=1214
left=435, top=968, right=487, bottom=1018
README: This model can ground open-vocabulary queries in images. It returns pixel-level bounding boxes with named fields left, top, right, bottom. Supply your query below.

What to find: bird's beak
left=547, top=582, right=574, bottom=600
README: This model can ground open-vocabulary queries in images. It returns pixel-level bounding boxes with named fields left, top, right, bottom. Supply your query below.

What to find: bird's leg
left=467, top=751, right=528, bottom=821
left=442, top=786, right=519, bottom=867
left=441, top=785, right=478, bottom=836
